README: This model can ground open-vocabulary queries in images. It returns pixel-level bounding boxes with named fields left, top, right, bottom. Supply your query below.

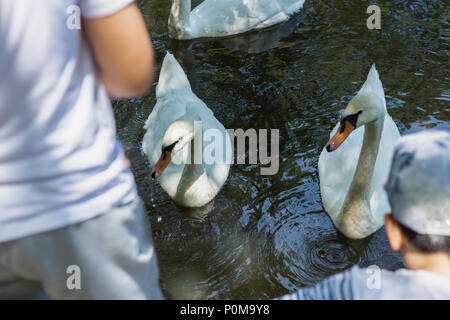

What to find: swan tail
left=156, top=52, right=191, bottom=98
left=359, top=64, right=386, bottom=108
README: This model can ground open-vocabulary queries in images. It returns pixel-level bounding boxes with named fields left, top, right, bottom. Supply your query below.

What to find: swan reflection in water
left=181, top=201, right=215, bottom=222
left=170, top=9, right=309, bottom=85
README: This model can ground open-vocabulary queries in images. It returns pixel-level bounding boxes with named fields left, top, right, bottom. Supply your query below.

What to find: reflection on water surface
left=114, top=0, right=449, bottom=299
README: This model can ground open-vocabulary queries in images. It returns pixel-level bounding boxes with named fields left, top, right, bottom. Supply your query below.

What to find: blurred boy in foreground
left=279, top=130, right=450, bottom=299
left=0, top=1, right=162, bottom=299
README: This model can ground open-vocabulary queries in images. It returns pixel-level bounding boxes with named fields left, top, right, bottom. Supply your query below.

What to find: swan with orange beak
left=325, top=110, right=362, bottom=152
left=143, top=53, right=230, bottom=207
left=319, top=65, right=400, bottom=239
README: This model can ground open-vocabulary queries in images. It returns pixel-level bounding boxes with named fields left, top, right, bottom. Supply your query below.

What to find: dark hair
left=398, top=222, right=450, bottom=255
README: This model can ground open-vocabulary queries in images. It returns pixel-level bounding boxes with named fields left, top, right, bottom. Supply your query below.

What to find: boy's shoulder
left=350, top=265, right=450, bottom=300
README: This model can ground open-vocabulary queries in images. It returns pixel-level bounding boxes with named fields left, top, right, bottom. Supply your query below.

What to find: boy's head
left=383, top=130, right=450, bottom=257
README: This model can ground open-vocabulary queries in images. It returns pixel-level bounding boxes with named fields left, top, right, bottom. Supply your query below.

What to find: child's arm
left=82, top=2, right=155, bottom=98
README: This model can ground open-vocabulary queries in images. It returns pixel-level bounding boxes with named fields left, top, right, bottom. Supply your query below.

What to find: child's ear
left=385, top=214, right=404, bottom=251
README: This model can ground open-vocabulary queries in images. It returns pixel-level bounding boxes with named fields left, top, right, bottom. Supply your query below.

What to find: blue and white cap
left=384, top=130, right=450, bottom=236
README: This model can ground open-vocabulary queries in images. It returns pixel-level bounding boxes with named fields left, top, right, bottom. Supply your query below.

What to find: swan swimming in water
left=142, top=53, right=231, bottom=207
left=318, top=65, right=401, bottom=239
left=169, top=0, right=306, bottom=40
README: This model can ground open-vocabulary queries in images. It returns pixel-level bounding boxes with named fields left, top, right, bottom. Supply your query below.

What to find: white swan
left=318, top=65, right=401, bottom=239
left=169, top=0, right=306, bottom=40
left=143, top=53, right=231, bottom=207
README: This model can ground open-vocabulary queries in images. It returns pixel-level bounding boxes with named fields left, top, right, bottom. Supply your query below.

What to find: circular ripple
left=307, top=232, right=360, bottom=275
left=262, top=211, right=364, bottom=290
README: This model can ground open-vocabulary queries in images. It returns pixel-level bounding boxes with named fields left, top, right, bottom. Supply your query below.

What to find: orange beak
left=326, top=120, right=355, bottom=152
left=151, top=151, right=172, bottom=179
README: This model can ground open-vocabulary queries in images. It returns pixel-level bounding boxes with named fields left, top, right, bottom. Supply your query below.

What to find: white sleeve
left=275, top=267, right=356, bottom=300
left=80, top=0, right=135, bottom=19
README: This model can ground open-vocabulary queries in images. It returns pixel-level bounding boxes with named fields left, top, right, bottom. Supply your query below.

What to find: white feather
left=143, top=53, right=230, bottom=207
left=169, top=0, right=306, bottom=40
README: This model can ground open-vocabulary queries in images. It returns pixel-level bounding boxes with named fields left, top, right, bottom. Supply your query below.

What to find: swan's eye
left=162, top=140, right=178, bottom=153
left=341, top=110, right=363, bottom=129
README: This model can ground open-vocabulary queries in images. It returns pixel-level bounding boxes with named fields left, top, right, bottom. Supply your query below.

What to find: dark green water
left=114, top=0, right=449, bottom=299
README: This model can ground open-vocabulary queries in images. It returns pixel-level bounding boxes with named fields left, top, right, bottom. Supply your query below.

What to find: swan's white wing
left=156, top=53, right=192, bottom=99
left=359, top=64, right=387, bottom=110
left=369, top=114, right=401, bottom=225
left=190, top=0, right=305, bottom=38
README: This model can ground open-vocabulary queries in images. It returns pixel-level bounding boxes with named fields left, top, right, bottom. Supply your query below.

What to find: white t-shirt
left=0, top=0, right=137, bottom=242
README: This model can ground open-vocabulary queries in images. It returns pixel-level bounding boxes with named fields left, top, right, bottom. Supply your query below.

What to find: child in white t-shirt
left=0, top=0, right=162, bottom=299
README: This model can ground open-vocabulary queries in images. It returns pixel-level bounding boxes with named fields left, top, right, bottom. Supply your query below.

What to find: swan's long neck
left=174, top=127, right=206, bottom=201
left=169, top=0, right=191, bottom=35
left=337, top=116, right=384, bottom=237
